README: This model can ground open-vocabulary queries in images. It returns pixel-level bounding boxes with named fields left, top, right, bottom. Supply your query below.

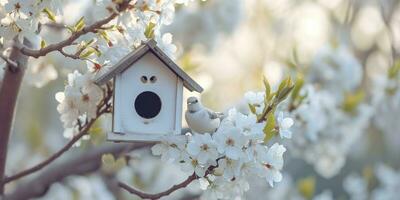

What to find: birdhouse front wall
left=111, top=52, right=183, bottom=141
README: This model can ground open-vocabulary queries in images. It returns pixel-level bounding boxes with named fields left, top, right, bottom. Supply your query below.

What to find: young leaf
left=297, top=176, right=316, bottom=200
left=102, top=154, right=115, bottom=166
left=388, top=61, right=400, bottom=79
left=91, top=47, right=102, bottom=57
left=263, top=112, right=276, bottom=142
left=277, top=77, right=292, bottom=95
left=74, top=17, right=85, bottom=32
left=86, top=39, right=96, bottom=48
left=249, top=104, right=257, bottom=114
left=342, top=90, right=365, bottom=113
left=98, top=30, right=113, bottom=47
left=79, top=48, right=96, bottom=58
left=291, top=75, right=304, bottom=101
left=40, top=39, right=46, bottom=49
left=114, top=157, right=127, bottom=171
left=276, top=86, right=294, bottom=103
left=263, top=76, right=271, bottom=98
left=42, top=8, right=57, bottom=22
left=66, top=26, right=75, bottom=33
left=145, top=22, right=156, bottom=38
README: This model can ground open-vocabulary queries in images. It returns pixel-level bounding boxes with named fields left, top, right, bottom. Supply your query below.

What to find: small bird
left=185, top=97, right=223, bottom=134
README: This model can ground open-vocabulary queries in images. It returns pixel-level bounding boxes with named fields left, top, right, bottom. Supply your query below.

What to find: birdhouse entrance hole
left=134, top=91, right=162, bottom=119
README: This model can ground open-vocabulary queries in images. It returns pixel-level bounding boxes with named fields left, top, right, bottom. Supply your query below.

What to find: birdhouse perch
left=94, top=39, right=203, bottom=142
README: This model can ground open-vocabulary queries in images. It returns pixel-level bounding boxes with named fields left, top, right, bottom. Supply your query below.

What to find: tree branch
left=0, top=37, right=33, bottom=195
left=17, top=0, right=133, bottom=58
left=2, top=87, right=113, bottom=185
left=0, top=53, right=18, bottom=70
left=118, top=164, right=217, bottom=200
left=118, top=173, right=198, bottom=200
left=257, top=105, right=273, bottom=123
left=3, top=143, right=152, bottom=200
left=58, top=49, right=80, bottom=60
left=18, top=13, right=117, bottom=58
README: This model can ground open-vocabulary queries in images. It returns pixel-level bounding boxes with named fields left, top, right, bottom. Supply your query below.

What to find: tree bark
left=0, top=38, right=32, bottom=194
left=4, top=143, right=151, bottom=200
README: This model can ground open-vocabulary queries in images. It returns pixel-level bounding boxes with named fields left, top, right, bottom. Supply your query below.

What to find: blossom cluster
left=54, top=71, right=102, bottom=143
left=343, top=164, right=400, bottom=200
left=0, top=0, right=62, bottom=41
left=55, top=71, right=102, bottom=129
left=152, top=92, right=294, bottom=199
left=282, top=44, right=373, bottom=178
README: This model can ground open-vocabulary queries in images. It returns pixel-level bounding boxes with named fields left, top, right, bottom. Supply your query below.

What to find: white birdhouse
left=95, top=39, right=203, bottom=142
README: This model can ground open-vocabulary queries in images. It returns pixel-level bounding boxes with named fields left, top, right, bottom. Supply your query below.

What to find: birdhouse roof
left=94, top=39, right=203, bottom=93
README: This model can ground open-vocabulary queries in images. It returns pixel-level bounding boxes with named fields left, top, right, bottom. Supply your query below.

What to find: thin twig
left=2, top=87, right=113, bottom=184
left=257, top=105, right=273, bottom=123
left=58, top=49, right=80, bottom=60
left=4, top=143, right=152, bottom=200
left=3, top=117, right=95, bottom=184
left=118, top=173, right=198, bottom=200
left=118, top=163, right=218, bottom=200
left=17, top=0, right=133, bottom=58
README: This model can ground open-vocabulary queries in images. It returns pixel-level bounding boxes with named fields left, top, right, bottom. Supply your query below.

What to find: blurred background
left=1, top=0, right=400, bottom=199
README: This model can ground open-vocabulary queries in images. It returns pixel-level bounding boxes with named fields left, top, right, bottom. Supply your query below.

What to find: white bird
left=185, top=97, right=223, bottom=134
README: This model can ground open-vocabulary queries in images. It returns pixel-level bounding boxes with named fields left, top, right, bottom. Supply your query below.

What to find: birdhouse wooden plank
left=94, top=39, right=203, bottom=142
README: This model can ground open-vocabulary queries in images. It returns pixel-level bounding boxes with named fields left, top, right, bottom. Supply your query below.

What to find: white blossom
left=277, top=112, right=294, bottom=139
left=56, top=86, right=80, bottom=128
left=244, top=91, right=265, bottom=114
left=217, top=158, right=242, bottom=180
left=259, top=143, right=286, bottom=187
left=214, top=125, right=247, bottom=160
left=155, top=32, right=177, bottom=59
left=187, top=133, right=219, bottom=166
left=151, top=136, right=187, bottom=162
left=180, top=154, right=207, bottom=177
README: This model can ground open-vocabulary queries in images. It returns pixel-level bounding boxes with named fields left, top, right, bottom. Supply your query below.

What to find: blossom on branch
left=151, top=83, right=294, bottom=199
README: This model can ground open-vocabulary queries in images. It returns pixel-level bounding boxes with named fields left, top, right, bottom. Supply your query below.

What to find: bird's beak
left=188, top=101, right=194, bottom=105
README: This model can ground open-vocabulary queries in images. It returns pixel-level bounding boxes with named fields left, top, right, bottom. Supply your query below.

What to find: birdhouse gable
left=94, top=39, right=203, bottom=93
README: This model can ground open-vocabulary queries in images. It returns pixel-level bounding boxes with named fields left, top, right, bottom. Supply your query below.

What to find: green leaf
left=92, top=47, right=102, bottom=57
left=86, top=39, right=96, bottom=48
left=276, top=86, right=294, bottom=103
left=249, top=104, right=257, bottom=114
left=291, top=75, right=304, bottom=101
left=297, top=176, right=316, bottom=200
left=292, top=48, right=299, bottom=66
left=98, top=30, right=113, bottom=47
left=263, top=112, right=276, bottom=142
left=102, top=154, right=115, bottom=165
left=40, top=39, right=46, bottom=49
left=342, top=90, right=365, bottom=113
left=42, top=8, right=56, bottom=22
left=74, top=17, right=85, bottom=32
left=263, top=76, right=271, bottom=99
left=66, top=26, right=75, bottom=33
left=79, top=48, right=96, bottom=58
left=144, top=22, right=156, bottom=39
left=284, top=59, right=297, bottom=70
left=388, top=61, right=400, bottom=79
left=114, top=157, right=127, bottom=171
left=101, top=154, right=126, bottom=174
left=277, top=77, right=292, bottom=95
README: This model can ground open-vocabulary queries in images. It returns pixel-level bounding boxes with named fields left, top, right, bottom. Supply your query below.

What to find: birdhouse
left=95, top=39, right=203, bottom=142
